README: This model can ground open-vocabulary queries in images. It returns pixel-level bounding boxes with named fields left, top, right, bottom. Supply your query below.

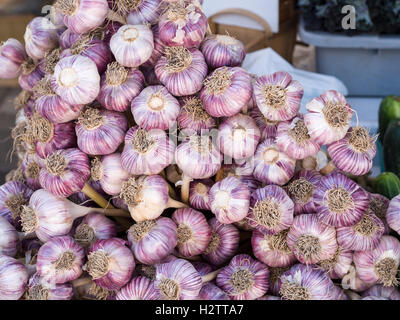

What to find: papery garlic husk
left=26, top=272, right=74, bottom=300
left=35, top=76, right=84, bottom=124
left=86, top=238, right=135, bottom=291
left=279, top=263, right=335, bottom=300
left=276, top=115, right=321, bottom=160
left=116, top=276, right=160, bottom=300
left=385, top=194, right=400, bottom=236
left=327, top=126, right=377, bottom=176
left=74, top=212, right=117, bottom=247
left=202, top=218, right=240, bottom=266
left=0, top=181, right=33, bottom=229
left=253, top=138, right=296, bottom=186
left=0, top=216, right=19, bottom=257
left=127, top=217, right=177, bottom=265
left=52, top=55, right=100, bottom=105
left=54, top=0, right=109, bottom=34
left=286, top=169, right=321, bottom=215
left=158, top=0, right=207, bottom=48
left=119, top=175, right=186, bottom=222
left=0, top=255, right=29, bottom=300
left=336, top=211, right=385, bottom=251
left=19, top=58, right=45, bottom=92
left=353, top=235, right=400, bottom=287
left=341, top=264, right=373, bottom=292
left=172, top=208, right=211, bottom=258
left=39, top=148, right=90, bottom=198
left=0, top=38, right=27, bottom=79
left=216, top=254, right=269, bottom=300
left=76, top=106, right=128, bottom=156
left=110, top=24, right=154, bottom=68
left=369, top=193, right=390, bottom=234
left=217, top=113, right=260, bottom=160
left=189, top=178, right=213, bottom=210
left=121, top=126, right=175, bottom=175
left=209, top=176, right=250, bottom=224
left=252, top=229, right=296, bottom=268
left=98, top=62, right=145, bottom=112
left=361, top=285, right=400, bottom=300
left=249, top=105, right=279, bottom=140
left=24, top=17, right=59, bottom=61
left=91, top=153, right=129, bottom=196
left=155, top=46, right=208, bottom=97
left=246, top=185, right=294, bottom=235
left=154, top=258, right=202, bottom=300
left=36, top=236, right=85, bottom=284
left=254, top=71, right=303, bottom=121
left=313, top=172, right=369, bottom=227
left=317, top=247, right=353, bottom=279
left=200, top=34, right=246, bottom=69
left=200, top=67, right=252, bottom=118
left=177, top=95, right=216, bottom=134
left=132, top=85, right=180, bottom=130
left=198, top=282, right=230, bottom=300
left=304, top=90, right=353, bottom=145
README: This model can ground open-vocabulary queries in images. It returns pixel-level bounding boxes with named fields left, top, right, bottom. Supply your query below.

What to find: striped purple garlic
left=299, top=150, right=330, bottom=172
left=59, top=28, right=80, bottom=50
left=216, top=161, right=261, bottom=192
left=0, top=216, right=19, bottom=257
left=249, top=107, right=279, bottom=140
left=69, top=179, right=107, bottom=207
left=110, top=24, right=154, bottom=68
left=192, top=262, right=213, bottom=276
left=217, top=114, right=260, bottom=160
left=336, top=212, right=384, bottom=251
left=61, top=34, right=112, bottom=73
left=172, top=208, right=211, bottom=258
left=132, top=85, right=180, bottom=130
left=202, top=218, right=240, bottom=266
left=253, top=138, right=296, bottom=186
left=327, top=126, right=377, bottom=176
left=386, top=194, right=400, bottom=236
left=276, top=114, right=321, bottom=160
left=91, top=153, right=129, bottom=196
left=76, top=106, right=128, bottom=156
left=73, top=212, right=117, bottom=247
left=200, top=67, right=252, bottom=118
left=0, top=181, right=33, bottom=228
left=140, top=64, right=161, bottom=85
left=52, top=55, right=100, bottom=105
left=155, top=258, right=202, bottom=300
left=98, top=62, right=145, bottom=112
left=252, top=229, right=296, bottom=268
left=216, top=254, right=269, bottom=300
left=127, top=217, right=177, bottom=265
left=25, top=273, right=74, bottom=300
left=254, top=71, right=303, bottom=121
left=209, top=176, right=250, bottom=224
left=304, top=90, right=353, bottom=145
left=36, top=236, right=85, bottom=284
left=39, top=148, right=90, bottom=198
left=353, top=235, right=400, bottom=287
left=268, top=266, right=291, bottom=296
left=158, top=0, right=207, bottom=48
left=155, top=47, right=208, bottom=97
left=116, top=276, right=159, bottom=300
left=0, top=255, right=29, bottom=300
left=19, top=58, right=45, bottom=92
left=362, top=285, right=400, bottom=301
left=198, top=282, right=230, bottom=300
left=86, top=238, right=135, bottom=291
left=369, top=193, right=390, bottom=234
left=189, top=179, right=213, bottom=210
left=341, top=265, right=372, bottom=292
left=317, top=248, right=353, bottom=279
left=119, top=175, right=186, bottom=222
left=35, top=76, right=84, bottom=124
left=122, top=0, right=162, bottom=25
left=287, top=214, right=337, bottom=265
left=313, top=172, right=370, bottom=227
left=201, top=34, right=246, bottom=69
left=279, top=263, right=335, bottom=300
left=121, top=126, right=175, bottom=175
left=246, top=185, right=294, bottom=235
left=24, top=17, right=59, bottom=61
left=0, top=39, right=27, bottom=79
left=286, top=169, right=321, bottom=215
left=177, top=96, right=216, bottom=134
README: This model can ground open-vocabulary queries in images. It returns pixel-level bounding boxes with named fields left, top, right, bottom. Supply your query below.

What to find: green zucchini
left=373, top=172, right=400, bottom=199
left=378, top=95, right=400, bottom=143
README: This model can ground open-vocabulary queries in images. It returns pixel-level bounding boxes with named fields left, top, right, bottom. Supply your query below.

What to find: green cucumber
left=378, top=95, right=400, bottom=143
left=373, top=172, right=400, bottom=199
left=383, top=120, right=400, bottom=177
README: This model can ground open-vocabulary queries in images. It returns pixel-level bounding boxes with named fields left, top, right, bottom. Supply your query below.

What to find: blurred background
left=0, top=0, right=399, bottom=182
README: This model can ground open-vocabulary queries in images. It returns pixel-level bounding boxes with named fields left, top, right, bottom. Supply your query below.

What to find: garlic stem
left=202, top=268, right=222, bottom=283
left=320, top=161, right=336, bottom=175
left=72, top=277, right=93, bottom=288
left=180, top=173, right=193, bottom=204
left=82, top=182, right=114, bottom=209
left=64, top=198, right=131, bottom=219
left=166, top=197, right=188, bottom=209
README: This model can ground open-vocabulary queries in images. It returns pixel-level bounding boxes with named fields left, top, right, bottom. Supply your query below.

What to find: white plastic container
left=299, top=20, right=400, bottom=96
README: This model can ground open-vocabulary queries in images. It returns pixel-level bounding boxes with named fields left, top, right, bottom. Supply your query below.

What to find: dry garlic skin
left=384, top=194, right=400, bottom=235
left=0, top=39, right=27, bottom=79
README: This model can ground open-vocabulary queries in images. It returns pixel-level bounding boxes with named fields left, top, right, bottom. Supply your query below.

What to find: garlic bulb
left=0, top=255, right=29, bottom=300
